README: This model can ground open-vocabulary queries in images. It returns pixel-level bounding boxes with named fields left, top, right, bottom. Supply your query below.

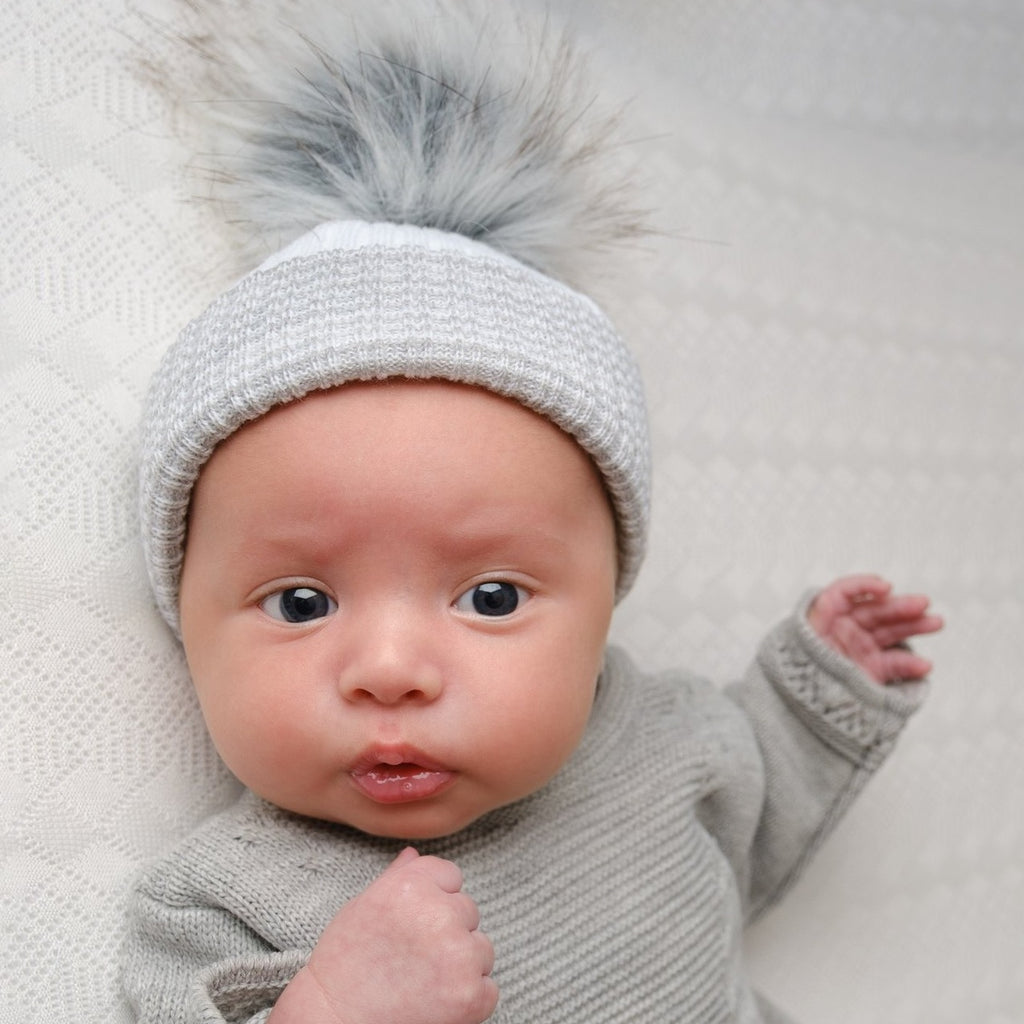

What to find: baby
left=124, top=4, right=942, bottom=1023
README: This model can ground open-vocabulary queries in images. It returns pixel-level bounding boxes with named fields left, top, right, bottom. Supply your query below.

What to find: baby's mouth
left=350, top=750, right=456, bottom=804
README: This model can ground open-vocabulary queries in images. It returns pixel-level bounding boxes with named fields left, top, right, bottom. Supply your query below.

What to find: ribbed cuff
left=757, top=590, right=928, bottom=769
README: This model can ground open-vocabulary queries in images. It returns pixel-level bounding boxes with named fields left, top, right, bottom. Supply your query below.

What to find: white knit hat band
left=255, top=219, right=529, bottom=273
left=140, top=229, right=650, bottom=632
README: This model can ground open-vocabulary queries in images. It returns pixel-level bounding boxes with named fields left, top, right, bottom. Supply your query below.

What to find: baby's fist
left=808, top=574, right=943, bottom=684
left=272, top=848, right=497, bottom=1024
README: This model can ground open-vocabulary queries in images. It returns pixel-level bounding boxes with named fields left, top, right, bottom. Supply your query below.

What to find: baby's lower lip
left=350, top=764, right=456, bottom=804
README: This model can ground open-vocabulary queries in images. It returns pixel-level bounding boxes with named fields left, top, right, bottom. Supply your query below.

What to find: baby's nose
left=335, top=614, right=444, bottom=705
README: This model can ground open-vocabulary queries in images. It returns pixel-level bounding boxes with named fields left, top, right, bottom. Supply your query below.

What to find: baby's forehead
left=203, top=378, right=605, bottom=494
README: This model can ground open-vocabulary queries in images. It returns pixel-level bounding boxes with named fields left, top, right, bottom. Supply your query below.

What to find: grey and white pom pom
left=147, top=0, right=646, bottom=288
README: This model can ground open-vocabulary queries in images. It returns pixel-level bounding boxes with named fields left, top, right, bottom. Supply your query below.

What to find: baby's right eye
left=260, top=587, right=337, bottom=624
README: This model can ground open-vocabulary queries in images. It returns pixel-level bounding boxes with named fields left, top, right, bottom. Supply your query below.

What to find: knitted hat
left=138, top=1, right=652, bottom=633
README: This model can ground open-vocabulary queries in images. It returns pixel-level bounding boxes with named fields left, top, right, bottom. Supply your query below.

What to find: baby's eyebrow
left=434, top=516, right=572, bottom=558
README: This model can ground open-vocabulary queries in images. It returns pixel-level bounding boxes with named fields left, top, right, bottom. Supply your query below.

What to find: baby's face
left=179, top=380, right=617, bottom=839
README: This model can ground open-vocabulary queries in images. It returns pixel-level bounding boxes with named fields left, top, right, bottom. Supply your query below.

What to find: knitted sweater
left=123, top=605, right=925, bottom=1023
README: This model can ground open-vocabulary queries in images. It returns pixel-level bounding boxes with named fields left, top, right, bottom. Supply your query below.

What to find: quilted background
left=2, top=0, right=1022, bottom=1020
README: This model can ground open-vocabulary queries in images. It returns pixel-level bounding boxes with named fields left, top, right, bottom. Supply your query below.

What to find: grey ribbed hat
left=139, top=221, right=650, bottom=634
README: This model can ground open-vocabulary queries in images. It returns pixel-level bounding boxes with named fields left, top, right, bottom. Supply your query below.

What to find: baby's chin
left=260, top=773, right=552, bottom=841
left=280, top=797, right=505, bottom=843
left=349, top=805, right=504, bottom=842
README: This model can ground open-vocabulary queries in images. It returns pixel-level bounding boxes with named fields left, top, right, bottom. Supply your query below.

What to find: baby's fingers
left=868, top=612, right=944, bottom=650
left=849, top=591, right=933, bottom=627
left=808, top=574, right=892, bottom=632
left=876, top=647, right=934, bottom=684
left=384, top=850, right=465, bottom=896
left=474, top=925, right=496, bottom=977
left=829, top=574, right=893, bottom=603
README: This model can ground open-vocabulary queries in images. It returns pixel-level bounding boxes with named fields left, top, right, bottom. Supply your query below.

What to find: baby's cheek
left=195, top=671, right=283, bottom=768
left=519, top=690, right=593, bottom=784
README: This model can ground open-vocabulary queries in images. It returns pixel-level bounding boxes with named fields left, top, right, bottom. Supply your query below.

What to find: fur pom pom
left=145, top=0, right=646, bottom=286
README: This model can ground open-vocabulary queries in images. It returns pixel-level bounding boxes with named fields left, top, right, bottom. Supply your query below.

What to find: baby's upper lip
left=349, top=744, right=450, bottom=777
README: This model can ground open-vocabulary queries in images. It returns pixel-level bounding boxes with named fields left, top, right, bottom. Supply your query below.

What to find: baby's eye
left=455, top=581, right=528, bottom=618
left=261, top=587, right=337, bottom=624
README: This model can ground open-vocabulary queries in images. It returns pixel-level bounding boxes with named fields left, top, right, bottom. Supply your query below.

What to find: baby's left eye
left=455, top=581, right=529, bottom=618
left=261, top=587, right=337, bottom=624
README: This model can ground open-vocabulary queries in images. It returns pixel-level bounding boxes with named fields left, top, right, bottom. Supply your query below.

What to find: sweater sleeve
left=710, top=592, right=928, bottom=922
left=123, top=882, right=308, bottom=1024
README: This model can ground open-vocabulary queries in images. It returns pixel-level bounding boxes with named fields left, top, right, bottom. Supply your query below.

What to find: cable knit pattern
left=123, top=609, right=926, bottom=1024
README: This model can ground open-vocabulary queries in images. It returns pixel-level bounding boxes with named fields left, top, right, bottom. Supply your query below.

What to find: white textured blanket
left=2, top=1, right=1021, bottom=1021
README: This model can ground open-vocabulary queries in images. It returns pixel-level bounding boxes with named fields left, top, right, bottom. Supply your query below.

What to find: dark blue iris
left=277, top=587, right=333, bottom=623
left=471, top=581, right=521, bottom=617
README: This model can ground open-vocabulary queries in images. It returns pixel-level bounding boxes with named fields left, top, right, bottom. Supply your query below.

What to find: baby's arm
left=270, top=848, right=497, bottom=1024
left=807, top=574, right=943, bottom=683
left=715, top=575, right=940, bottom=919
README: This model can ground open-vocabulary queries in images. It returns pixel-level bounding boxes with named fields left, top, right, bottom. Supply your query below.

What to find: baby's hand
left=271, top=848, right=497, bottom=1024
left=807, top=574, right=943, bottom=684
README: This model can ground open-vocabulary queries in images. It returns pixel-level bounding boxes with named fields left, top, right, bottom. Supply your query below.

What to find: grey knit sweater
left=123, top=605, right=925, bottom=1023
